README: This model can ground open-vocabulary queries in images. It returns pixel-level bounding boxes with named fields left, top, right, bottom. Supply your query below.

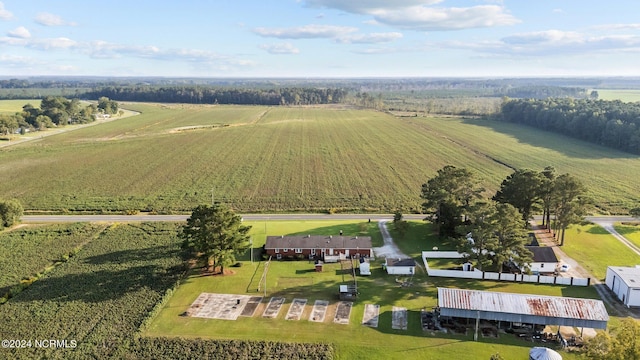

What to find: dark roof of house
left=265, top=235, right=372, bottom=250
left=525, top=246, right=558, bottom=263
left=386, top=258, right=416, bottom=267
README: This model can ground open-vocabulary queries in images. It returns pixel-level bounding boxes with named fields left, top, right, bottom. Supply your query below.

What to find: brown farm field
left=0, top=102, right=639, bottom=214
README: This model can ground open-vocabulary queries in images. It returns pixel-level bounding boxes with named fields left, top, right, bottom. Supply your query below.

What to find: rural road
left=22, top=213, right=427, bottom=223
left=23, top=214, right=634, bottom=224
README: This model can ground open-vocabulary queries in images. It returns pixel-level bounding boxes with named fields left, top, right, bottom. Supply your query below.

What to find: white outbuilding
left=605, top=265, right=640, bottom=308
left=385, top=258, right=416, bottom=275
left=359, top=261, right=371, bottom=276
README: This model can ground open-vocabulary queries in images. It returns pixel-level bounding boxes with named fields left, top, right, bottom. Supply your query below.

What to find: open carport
left=437, top=287, right=609, bottom=340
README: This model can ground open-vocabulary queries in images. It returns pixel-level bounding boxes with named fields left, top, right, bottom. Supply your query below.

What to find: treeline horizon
left=499, top=98, right=640, bottom=155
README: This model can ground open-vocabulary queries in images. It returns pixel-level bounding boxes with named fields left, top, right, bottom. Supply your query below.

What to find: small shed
left=339, top=284, right=357, bottom=300
left=359, top=261, right=371, bottom=276
left=529, top=347, right=562, bottom=360
left=605, top=265, right=640, bottom=307
left=385, top=258, right=416, bottom=275
left=525, top=246, right=559, bottom=274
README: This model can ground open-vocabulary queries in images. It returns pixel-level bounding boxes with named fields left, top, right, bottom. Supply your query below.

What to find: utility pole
left=250, top=238, right=253, bottom=265
left=211, top=187, right=214, bottom=205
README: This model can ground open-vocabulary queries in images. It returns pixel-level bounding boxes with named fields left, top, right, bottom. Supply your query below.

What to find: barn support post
left=474, top=310, right=480, bottom=341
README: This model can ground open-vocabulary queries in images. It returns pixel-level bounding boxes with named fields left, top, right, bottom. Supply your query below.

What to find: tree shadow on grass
left=461, top=118, right=638, bottom=160
left=9, top=242, right=183, bottom=304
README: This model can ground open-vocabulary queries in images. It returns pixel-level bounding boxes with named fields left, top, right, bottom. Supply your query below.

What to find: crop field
left=0, top=223, right=107, bottom=300
left=1, top=102, right=639, bottom=214
left=595, top=89, right=640, bottom=102
left=0, top=222, right=185, bottom=360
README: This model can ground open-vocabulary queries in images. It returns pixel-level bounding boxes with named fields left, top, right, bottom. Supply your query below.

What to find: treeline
left=500, top=98, right=640, bottom=154
left=83, top=86, right=349, bottom=106
left=502, top=86, right=593, bottom=99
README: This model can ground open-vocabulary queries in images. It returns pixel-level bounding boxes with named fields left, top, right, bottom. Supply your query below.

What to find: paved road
left=22, top=213, right=427, bottom=223
left=23, top=214, right=633, bottom=223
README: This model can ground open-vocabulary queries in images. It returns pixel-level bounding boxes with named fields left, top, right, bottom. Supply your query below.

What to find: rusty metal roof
left=438, top=287, right=609, bottom=322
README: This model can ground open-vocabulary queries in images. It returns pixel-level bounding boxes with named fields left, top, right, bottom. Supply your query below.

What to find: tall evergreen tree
left=179, top=204, right=251, bottom=275
left=493, top=168, right=544, bottom=227
left=421, top=165, right=484, bottom=237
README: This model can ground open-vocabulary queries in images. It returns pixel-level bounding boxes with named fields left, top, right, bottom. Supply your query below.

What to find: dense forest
left=82, top=86, right=349, bottom=106
left=0, top=77, right=607, bottom=102
left=499, top=98, right=640, bottom=154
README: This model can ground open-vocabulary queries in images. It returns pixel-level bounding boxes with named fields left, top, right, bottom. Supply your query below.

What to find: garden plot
left=187, top=293, right=253, bottom=320
left=392, top=306, right=408, bottom=330
left=285, top=298, right=307, bottom=320
left=362, top=304, right=380, bottom=327
left=310, top=300, right=329, bottom=322
left=334, top=301, right=353, bottom=325
left=240, top=296, right=263, bottom=317
left=262, top=297, right=286, bottom=318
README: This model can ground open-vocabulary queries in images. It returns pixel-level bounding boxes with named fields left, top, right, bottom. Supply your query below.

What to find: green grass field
left=594, top=89, right=640, bottom=102
left=613, top=223, right=640, bottom=248
left=561, top=223, right=640, bottom=280
left=1, top=102, right=639, bottom=214
left=0, top=99, right=41, bottom=113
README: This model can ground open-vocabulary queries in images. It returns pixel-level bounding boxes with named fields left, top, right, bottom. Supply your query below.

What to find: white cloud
left=0, top=2, right=13, bottom=20
left=0, top=54, right=42, bottom=67
left=592, top=23, right=640, bottom=31
left=304, top=0, right=441, bottom=14
left=441, top=29, right=640, bottom=56
left=0, top=36, right=77, bottom=49
left=371, top=5, right=519, bottom=31
left=253, top=24, right=357, bottom=39
left=304, top=1, right=518, bottom=31
left=8, top=26, right=31, bottom=38
left=501, top=30, right=583, bottom=46
left=35, top=12, right=77, bottom=26
left=259, top=43, right=300, bottom=54
left=337, top=32, right=403, bottom=44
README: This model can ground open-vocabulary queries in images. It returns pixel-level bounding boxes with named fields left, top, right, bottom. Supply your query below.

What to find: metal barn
left=437, top=288, right=609, bottom=329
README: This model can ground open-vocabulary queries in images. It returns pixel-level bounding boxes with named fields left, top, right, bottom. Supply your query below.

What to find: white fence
left=422, top=251, right=590, bottom=287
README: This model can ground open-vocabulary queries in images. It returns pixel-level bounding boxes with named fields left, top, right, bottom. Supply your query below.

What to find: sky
left=1, top=0, right=640, bottom=78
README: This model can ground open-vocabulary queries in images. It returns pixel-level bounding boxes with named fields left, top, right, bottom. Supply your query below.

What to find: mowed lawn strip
left=561, top=224, right=640, bottom=280
left=613, top=223, right=640, bottom=249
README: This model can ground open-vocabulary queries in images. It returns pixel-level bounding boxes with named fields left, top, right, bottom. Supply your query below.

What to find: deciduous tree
left=585, top=318, right=640, bottom=360
left=0, top=199, right=23, bottom=228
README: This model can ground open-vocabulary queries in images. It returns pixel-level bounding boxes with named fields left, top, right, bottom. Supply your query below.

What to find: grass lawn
left=561, top=223, right=640, bottom=280
left=613, top=223, right=640, bottom=249
left=0, top=99, right=41, bottom=113
left=145, top=220, right=595, bottom=360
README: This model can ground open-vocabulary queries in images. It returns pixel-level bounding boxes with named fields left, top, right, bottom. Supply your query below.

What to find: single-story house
left=525, top=246, right=558, bottom=274
left=384, top=258, right=416, bottom=275
left=605, top=265, right=640, bottom=308
left=265, top=235, right=372, bottom=261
